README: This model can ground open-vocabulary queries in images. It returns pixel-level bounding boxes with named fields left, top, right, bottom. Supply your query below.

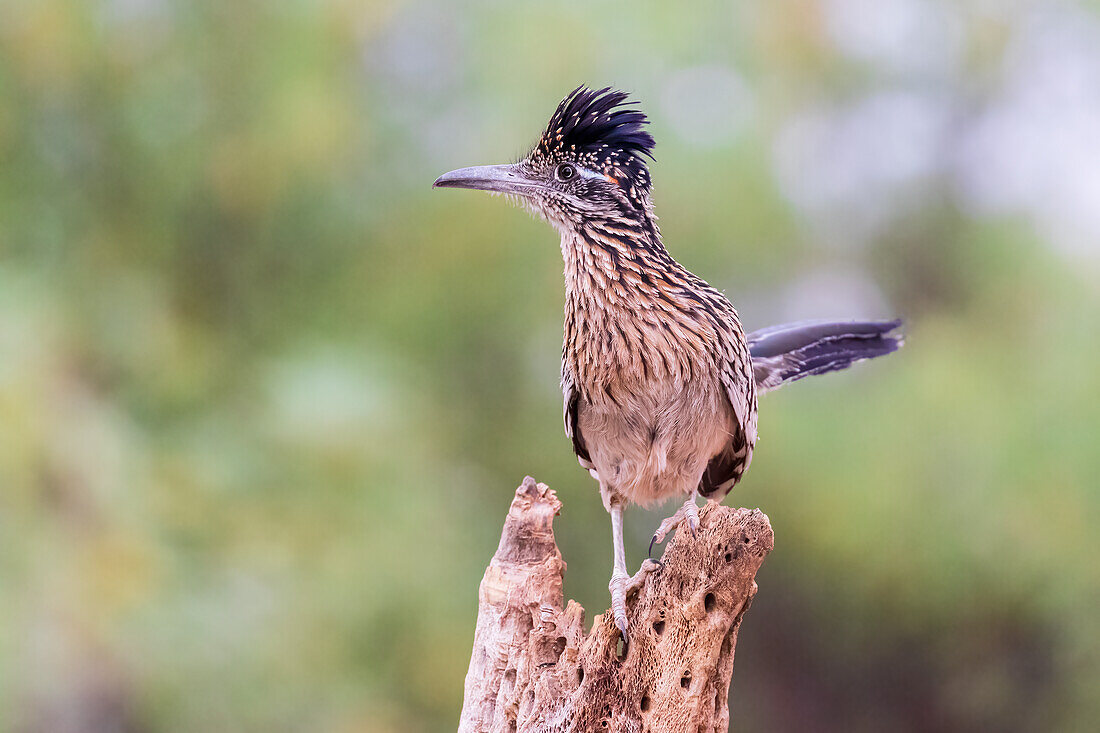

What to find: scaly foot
left=609, top=559, right=661, bottom=636
left=649, top=493, right=700, bottom=557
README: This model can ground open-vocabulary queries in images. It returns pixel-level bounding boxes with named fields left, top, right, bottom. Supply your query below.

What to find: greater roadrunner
left=435, top=86, right=903, bottom=636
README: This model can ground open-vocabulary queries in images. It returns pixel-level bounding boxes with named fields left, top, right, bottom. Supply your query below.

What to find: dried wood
left=459, top=476, right=773, bottom=733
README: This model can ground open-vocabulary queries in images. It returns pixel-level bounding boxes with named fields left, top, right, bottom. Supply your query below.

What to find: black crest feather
left=532, top=86, right=656, bottom=202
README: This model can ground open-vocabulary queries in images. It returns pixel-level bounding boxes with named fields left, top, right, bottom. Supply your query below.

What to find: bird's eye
left=556, top=163, right=576, bottom=181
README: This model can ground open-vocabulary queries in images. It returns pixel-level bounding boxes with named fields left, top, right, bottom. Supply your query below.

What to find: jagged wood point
left=458, top=476, right=773, bottom=733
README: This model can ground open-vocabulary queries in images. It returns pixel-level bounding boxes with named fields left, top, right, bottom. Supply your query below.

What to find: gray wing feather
left=700, top=337, right=757, bottom=499
left=561, top=365, right=593, bottom=470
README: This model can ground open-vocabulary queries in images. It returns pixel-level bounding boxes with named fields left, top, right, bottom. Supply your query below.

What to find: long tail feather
left=748, top=319, right=904, bottom=394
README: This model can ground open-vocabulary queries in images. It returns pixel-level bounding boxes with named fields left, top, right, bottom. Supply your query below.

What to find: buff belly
left=577, top=378, right=735, bottom=508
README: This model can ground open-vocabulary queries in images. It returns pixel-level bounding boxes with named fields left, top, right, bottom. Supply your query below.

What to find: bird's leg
left=608, top=501, right=660, bottom=637
left=649, top=490, right=701, bottom=556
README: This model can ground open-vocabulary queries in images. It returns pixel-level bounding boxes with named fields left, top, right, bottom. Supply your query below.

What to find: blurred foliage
left=1, top=1, right=1099, bottom=731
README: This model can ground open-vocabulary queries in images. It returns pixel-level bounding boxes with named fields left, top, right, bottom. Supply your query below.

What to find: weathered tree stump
left=459, top=477, right=773, bottom=733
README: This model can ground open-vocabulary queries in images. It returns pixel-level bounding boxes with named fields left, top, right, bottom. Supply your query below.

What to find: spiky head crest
left=527, top=86, right=656, bottom=209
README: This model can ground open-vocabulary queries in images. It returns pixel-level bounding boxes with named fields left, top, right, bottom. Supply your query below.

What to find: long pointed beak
left=433, top=163, right=538, bottom=196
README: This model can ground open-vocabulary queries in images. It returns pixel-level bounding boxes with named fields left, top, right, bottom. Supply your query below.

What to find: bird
left=434, top=86, right=903, bottom=636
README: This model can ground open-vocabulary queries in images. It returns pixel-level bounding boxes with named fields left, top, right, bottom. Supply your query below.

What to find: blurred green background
left=2, top=0, right=1099, bottom=731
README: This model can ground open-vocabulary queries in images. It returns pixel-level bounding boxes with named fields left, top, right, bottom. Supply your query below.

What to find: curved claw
left=615, top=614, right=629, bottom=638
left=609, top=573, right=630, bottom=636
left=609, top=561, right=662, bottom=637
left=651, top=494, right=700, bottom=553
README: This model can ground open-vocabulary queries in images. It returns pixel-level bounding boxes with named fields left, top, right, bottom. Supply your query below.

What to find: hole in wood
left=616, top=636, right=627, bottom=661
left=577, top=667, right=584, bottom=684
left=652, top=619, right=665, bottom=635
left=704, top=593, right=716, bottom=613
left=551, top=635, right=566, bottom=663
left=640, top=694, right=651, bottom=712
left=680, top=672, right=691, bottom=689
